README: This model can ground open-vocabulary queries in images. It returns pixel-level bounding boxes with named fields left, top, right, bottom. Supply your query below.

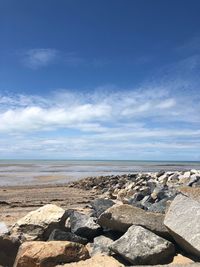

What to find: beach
left=0, top=183, right=98, bottom=227
left=1, top=160, right=200, bottom=226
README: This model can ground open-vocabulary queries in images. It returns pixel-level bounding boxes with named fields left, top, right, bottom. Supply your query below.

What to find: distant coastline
left=0, top=160, right=200, bottom=187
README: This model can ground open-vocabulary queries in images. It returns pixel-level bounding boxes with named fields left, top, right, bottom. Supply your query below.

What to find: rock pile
left=70, top=169, right=200, bottom=213
left=1, top=170, right=200, bottom=266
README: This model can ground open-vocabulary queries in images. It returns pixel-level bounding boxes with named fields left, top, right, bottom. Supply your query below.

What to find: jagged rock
left=98, top=204, right=169, bottom=238
left=11, top=204, right=68, bottom=241
left=0, top=234, right=20, bottom=267
left=91, top=198, right=115, bottom=217
left=89, top=235, right=114, bottom=256
left=164, top=194, right=200, bottom=257
left=56, top=254, right=124, bottom=267
left=48, top=229, right=88, bottom=244
left=14, top=241, right=89, bottom=267
left=110, top=225, right=175, bottom=265
left=70, top=211, right=101, bottom=239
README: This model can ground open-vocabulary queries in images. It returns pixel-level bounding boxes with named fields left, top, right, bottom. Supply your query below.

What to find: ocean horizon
left=1, top=159, right=200, bottom=187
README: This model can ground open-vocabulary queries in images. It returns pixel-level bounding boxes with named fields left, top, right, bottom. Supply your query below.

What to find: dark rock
left=70, top=211, right=102, bottom=239
left=91, top=198, right=115, bottom=217
left=0, top=234, right=20, bottom=267
left=110, top=225, right=175, bottom=265
left=148, top=199, right=168, bottom=213
left=48, top=229, right=88, bottom=244
left=156, top=170, right=166, bottom=178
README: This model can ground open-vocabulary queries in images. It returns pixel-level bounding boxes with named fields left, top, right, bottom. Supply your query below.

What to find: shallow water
left=0, top=160, right=200, bottom=186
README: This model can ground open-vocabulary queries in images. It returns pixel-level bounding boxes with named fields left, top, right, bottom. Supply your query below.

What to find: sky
left=0, top=0, right=200, bottom=160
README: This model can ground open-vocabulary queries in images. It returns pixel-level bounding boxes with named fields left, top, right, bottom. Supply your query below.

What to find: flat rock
left=14, top=241, right=89, bottom=267
left=98, top=204, right=168, bottom=237
left=110, top=225, right=175, bottom=265
left=91, top=198, right=115, bottom=217
left=11, top=204, right=68, bottom=241
left=48, top=229, right=88, bottom=244
left=56, top=254, right=124, bottom=267
left=164, top=194, right=200, bottom=257
left=70, top=211, right=101, bottom=239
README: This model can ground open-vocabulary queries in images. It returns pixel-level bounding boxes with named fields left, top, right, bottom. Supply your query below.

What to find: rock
left=56, top=254, right=124, bottom=267
left=0, top=234, right=20, bottom=267
left=164, top=194, right=200, bottom=257
left=89, top=235, right=114, bottom=256
left=148, top=199, right=168, bottom=213
left=179, top=171, right=191, bottom=184
left=186, top=174, right=198, bottom=186
left=172, top=253, right=194, bottom=264
left=179, top=186, right=200, bottom=202
left=70, top=211, right=101, bottom=239
left=14, top=241, right=89, bottom=267
left=156, top=170, right=166, bottom=178
left=0, top=222, right=9, bottom=235
left=110, top=225, right=175, bottom=265
left=98, top=204, right=169, bottom=238
left=91, top=198, right=115, bottom=217
left=11, top=204, right=68, bottom=241
left=48, top=229, right=88, bottom=244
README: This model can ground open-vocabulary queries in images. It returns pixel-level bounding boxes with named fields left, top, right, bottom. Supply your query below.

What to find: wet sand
left=0, top=184, right=98, bottom=227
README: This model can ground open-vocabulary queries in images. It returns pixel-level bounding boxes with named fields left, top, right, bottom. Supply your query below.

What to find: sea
left=0, top=160, right=200, bottom=186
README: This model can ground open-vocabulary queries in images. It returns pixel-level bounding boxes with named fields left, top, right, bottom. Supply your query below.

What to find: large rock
left=11, top=204, right=68, bottom=241
left=0, top=234, right=20, bottom=267
left=164, top=194, right=200, bottom=257
left=56, top=254, right=124, bottom=267
left=70, top=211, right=101, bottom=239
left=91, top=198, right=115, bottom=217
left=110, top=225, right=175, bottom=265
left=98, top=204, right=168, bottom=237
left=14, top=241, right=89, bottom=267
left=48, top=229, right=88, bottom=244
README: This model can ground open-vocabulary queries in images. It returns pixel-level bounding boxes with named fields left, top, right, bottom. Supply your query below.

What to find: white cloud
left=23, top=48, right=58, bottom=69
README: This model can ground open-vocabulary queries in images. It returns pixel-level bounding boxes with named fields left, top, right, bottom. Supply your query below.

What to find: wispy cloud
left=22, top=48, right=58, bottom=69
left=2, top=41, right=200, bottom=159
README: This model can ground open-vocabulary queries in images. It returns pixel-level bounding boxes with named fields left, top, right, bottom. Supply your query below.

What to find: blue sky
left=0, top=0, right=200, bottom=160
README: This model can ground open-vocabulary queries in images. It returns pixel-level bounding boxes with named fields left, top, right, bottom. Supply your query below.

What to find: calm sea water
left=0, top=160, right=200, bottom=186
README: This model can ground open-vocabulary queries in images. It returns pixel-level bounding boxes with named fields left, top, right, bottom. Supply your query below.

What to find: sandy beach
left=0, top=184, right=98, bottom=227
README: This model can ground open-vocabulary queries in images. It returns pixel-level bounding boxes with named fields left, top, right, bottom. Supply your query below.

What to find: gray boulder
left=48, top=229, right=88, bottom=244
left=110, top=225, right=175, bottom=265
left=70, top=211, right=101, bottom=239
left=90, top=234, right=114, bottom=256
left=91, top=198, right=115, bottom=217
left=98, top=204, right=169, bottom=238
left=164, top=194, right=200, bottom=257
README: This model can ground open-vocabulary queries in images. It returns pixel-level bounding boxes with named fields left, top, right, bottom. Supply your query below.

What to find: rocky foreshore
left=1, top=169, right=200, bottom=267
